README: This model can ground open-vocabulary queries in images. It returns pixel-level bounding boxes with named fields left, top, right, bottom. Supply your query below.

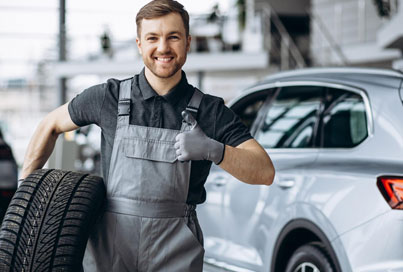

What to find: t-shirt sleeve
left=214, top=98, right=253, bottom=147
left=68, top=83, right=107, bottom=127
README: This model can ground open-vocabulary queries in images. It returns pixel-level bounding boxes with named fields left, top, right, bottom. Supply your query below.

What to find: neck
left=144, top=68, right=182, bottom=96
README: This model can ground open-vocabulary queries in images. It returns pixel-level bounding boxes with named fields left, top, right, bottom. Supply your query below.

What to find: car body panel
left=201, top=149, right=320, bottom=271
left=334, top=210, right=403, bottom=272
left=399, top=79, right=403, bottom=103
left=239, top=149, right=318, bottom=263
left=197, top=166, right=228, bottom=260
left=257, top=68, right=403, bottom=91
left=198, top=68, right=403, bottom=272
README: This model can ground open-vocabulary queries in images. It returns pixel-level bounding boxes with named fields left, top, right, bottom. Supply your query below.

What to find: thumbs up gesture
left=174, top=111, right=225, bottom=165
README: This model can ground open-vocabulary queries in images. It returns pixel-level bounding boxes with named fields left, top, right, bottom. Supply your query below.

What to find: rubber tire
left=285, top=242, right=334, bottom=272
left=0, top=169, right=106, bottom=272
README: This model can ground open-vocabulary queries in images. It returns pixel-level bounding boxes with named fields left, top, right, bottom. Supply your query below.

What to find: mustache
left=153, top=50, right=174, bottom=56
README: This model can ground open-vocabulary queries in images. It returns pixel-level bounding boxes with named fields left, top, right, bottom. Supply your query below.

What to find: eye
left=169, top=35, right=179, bottom=40
left=147, top=36, right=158, bottom=41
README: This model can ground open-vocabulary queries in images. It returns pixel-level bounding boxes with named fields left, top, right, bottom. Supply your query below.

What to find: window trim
left=229, top=87, right=279, bottom=137
left=237, top=81, right=373, bottom=149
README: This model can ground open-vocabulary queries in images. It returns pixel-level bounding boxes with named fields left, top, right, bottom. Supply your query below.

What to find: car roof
left=250, top=67, right=403, bottom=90
left=263, top=67, right=403, bottom=80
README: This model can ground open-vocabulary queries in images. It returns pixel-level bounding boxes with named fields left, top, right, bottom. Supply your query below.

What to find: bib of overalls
left=83, top=79, right=205, bottom=272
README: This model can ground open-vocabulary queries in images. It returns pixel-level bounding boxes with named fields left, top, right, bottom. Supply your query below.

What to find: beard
left=145, top=61, right=182, bottom=79
left=142, top=51, right=187, bottom=79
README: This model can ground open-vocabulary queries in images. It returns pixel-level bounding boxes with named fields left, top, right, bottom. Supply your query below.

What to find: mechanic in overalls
left=20, top=0, right=275, bottom=271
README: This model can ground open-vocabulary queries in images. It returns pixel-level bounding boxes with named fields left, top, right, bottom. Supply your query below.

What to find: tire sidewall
left=286, top=244, right=333, bottom=272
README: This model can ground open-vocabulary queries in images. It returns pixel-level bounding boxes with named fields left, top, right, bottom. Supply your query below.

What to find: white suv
left=198, top=67, right=403, bottom=272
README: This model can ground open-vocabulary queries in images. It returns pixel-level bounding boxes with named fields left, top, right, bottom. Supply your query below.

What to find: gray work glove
left=174, top=111, right=225, bottom=165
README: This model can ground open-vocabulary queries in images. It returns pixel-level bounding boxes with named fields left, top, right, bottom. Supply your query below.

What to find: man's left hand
left=174, top=111, right=225, bottom=164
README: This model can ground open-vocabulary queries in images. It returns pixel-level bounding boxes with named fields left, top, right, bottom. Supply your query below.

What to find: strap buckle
left=185, top=106, right=198, bottom=113
left=118, top=99, right=131, bottom=116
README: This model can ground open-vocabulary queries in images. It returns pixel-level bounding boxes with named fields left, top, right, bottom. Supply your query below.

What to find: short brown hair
left=136, top=0, right=190, bottom=38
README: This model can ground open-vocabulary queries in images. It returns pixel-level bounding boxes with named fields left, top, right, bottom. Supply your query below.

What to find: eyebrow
left=145, top=31, right=183, bottom=37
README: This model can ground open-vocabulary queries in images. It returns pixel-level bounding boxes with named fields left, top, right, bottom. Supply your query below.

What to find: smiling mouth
left=154, top=57, right=174, bottom=63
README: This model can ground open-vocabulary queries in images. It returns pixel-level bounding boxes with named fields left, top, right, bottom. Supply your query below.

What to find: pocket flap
left=124, top=137, right=177, bottom=163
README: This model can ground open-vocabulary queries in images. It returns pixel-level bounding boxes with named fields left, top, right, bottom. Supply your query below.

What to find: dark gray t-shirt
left=68, top=69, right=252, bottom=204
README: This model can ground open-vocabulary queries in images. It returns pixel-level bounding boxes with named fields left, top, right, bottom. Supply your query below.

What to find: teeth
left=157, top=57, right=171, bottom=62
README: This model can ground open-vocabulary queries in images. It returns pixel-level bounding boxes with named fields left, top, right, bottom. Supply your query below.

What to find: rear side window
left=231, top=89, right=273, bottom=130
left=321, top=88, right=368, bottom=148
left=256, top=86, right=323, bottom=148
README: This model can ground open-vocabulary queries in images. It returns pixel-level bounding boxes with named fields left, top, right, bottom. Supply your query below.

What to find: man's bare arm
left=219, top=139, right=275, bottom=186
left=20, top=103, right=79, bottom=179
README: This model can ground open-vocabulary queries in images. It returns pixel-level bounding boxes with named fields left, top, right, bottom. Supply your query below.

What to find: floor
left=83, top=254, right=231, bottom=271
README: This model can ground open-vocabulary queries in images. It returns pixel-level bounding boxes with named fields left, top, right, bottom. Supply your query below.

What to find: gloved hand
left=175, top=111, right=225, bottom=165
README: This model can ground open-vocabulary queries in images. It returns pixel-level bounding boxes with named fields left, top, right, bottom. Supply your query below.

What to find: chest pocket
left=121, top=137, right=179, bottom=201
left=124, top=137, right=177, bottom=163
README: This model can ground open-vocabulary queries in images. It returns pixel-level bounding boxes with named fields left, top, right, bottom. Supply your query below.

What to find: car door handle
left=277, top=178, right=295, bottom=189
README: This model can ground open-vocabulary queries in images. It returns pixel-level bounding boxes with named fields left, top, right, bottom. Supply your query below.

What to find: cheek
left=136, top=44, right=145, bottom=55
left=139, top=46, right=151, bottom=57
left=177, top=43, right=189, bottom=55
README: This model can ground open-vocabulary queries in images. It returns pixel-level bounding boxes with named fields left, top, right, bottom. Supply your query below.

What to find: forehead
left=140, top=12, right=186, bottom=36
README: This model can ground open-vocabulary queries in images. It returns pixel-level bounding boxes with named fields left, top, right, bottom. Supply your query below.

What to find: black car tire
left=0, top=169, right=106, bottom=272
left=285, top=242, right=334, bottom=272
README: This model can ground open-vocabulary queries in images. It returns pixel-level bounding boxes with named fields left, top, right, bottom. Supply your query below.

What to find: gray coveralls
left=84, top=79, right=205, bottom=272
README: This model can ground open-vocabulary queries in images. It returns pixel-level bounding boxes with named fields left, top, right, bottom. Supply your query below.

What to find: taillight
left=377, top=176, right=403, bottom=210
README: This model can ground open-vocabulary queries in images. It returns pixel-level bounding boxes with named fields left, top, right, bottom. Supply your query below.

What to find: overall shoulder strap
left=185, top=88, right=203, bottom=117
left=118, top=79, right=132, bottom=117
left=117, top=79, right=132, bottom=126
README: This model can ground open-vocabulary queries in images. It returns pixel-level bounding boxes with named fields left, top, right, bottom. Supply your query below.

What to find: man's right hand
left=174, top=111, right=225, bottom=165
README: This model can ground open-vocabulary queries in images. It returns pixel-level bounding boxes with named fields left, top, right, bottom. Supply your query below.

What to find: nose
left=157, top=39, right=170, bottom=53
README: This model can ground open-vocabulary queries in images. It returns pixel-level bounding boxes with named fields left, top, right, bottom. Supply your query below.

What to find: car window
left=256, top=86, right=323, bottom=148
left=230, top=89, right=273, bottom=130
left=321, top=88, right=368, bottom=148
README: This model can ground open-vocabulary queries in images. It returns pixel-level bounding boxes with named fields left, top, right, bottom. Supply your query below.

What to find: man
left=20, top=0, right=275, bottom=271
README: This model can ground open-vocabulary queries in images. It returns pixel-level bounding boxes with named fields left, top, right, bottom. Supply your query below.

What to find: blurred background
left=0, top=0, right=403, bottom=176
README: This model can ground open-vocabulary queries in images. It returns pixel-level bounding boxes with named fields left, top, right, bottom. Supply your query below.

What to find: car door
left=199, top=88, right=274, bottom=264
left=307, top=86, right=375, bottom=236
left=218, top=84, right=324, bottom=271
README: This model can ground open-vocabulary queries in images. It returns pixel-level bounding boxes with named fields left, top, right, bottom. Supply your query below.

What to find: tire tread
left=0, top=169, right=105, bottom=272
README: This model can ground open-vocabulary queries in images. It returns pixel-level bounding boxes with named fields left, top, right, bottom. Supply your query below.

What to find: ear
left=136, top=37, right=142, bottom=55
left=186, top=35, right=192, bottom=52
